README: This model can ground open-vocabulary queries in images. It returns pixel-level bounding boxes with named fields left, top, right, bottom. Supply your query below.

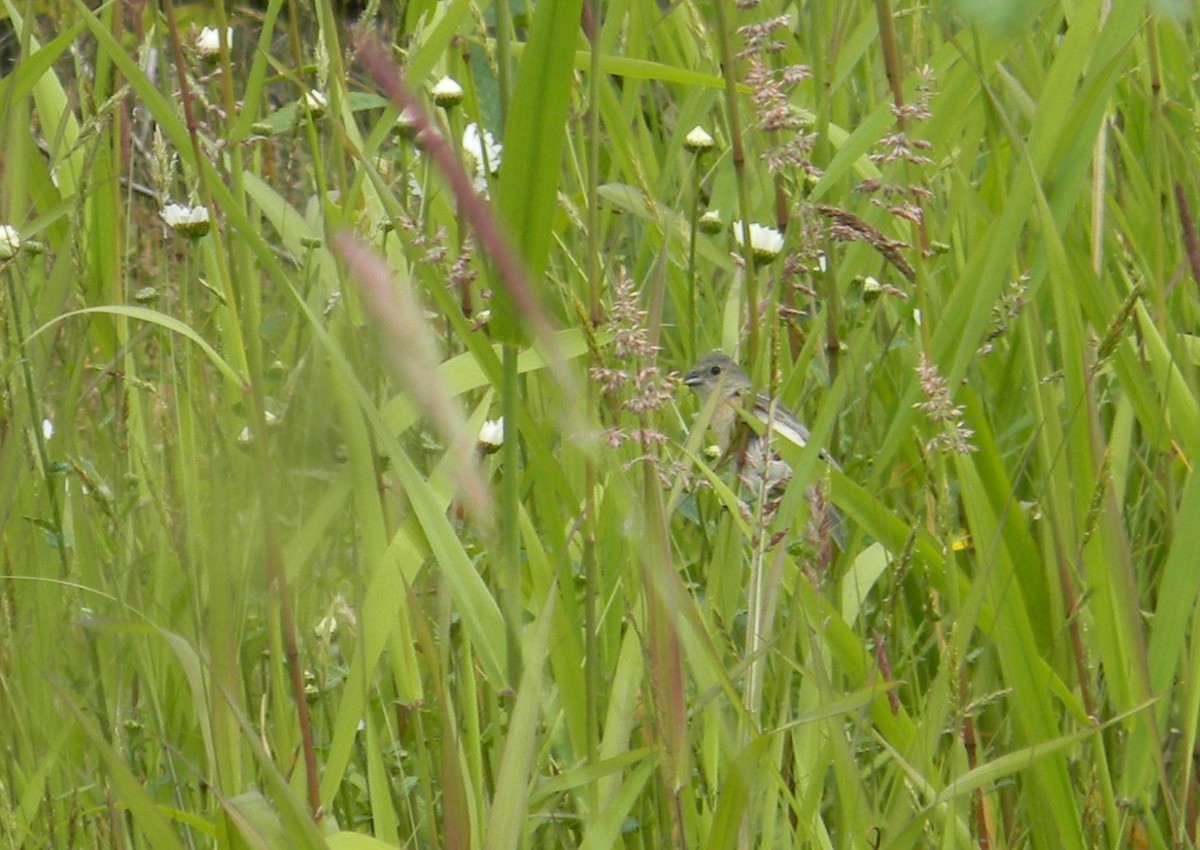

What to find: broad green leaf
left=492, top=0, right=584, bottom=343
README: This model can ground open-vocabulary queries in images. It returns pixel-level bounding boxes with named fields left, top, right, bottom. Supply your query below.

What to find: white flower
left=0, top=224, right=20, bottom=259
left=431, top=76, right=463, bottom=108
left=810, top=252, right=827, bottom=274
left=42, top=418, right=54, bottom=440
left=160, top=203, right=204, bottom=226
left=698, top=209, right=723, bottom=234
left=304, top=89, right=328, bottom=115
left=394, top=107, right=419, bottom=138
left=461, top=123, right=502, bottom=194
left=463, top=123, right=502, bottom=176
left=732, top=221, right=784, bottom=265
left=683, top=125, right=715, bottom=153
left=478, top=417, right=504, bottom=453
left=160, top=203, right=210, bottom=238
left=407, top=172, right=424, bottom=200
left=196, top=27, right=231, bottom=58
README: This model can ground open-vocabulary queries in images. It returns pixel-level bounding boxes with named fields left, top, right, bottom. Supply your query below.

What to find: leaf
left=27, top=306, right=247, bottom=389
left=491, top=0, right=584, bottom=343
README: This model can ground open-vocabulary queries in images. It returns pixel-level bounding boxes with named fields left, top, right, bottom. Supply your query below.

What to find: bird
left=682, top=351, right=843, bottom=547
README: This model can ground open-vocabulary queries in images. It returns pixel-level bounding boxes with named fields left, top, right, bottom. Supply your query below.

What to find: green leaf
left=26, top=306, right=247, bottom=389
left=491, top=0, right=584, bottom=343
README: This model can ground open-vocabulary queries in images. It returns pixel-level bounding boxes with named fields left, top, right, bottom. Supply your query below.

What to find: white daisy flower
left=683, top=125, right=715, bottom=153
left=698, top=209, right=723, bottom=234
left=160, top=203, right=210, bottom=238
left=305, top=89, right=328, bottom=115
left=462, top=123, right=502, bottom=175
left=0, top=224, right=20, bottom=259
left=394, top=107, right=419, bottom=138
left=431, top=76, right=463, bottom=108
left=462, top=122, right=502, bottom=194
left=196, top=27, right=231, bottom=58
left=732, top=221, right=784, bottom=265
left=478, top=417, right=504, bottom=453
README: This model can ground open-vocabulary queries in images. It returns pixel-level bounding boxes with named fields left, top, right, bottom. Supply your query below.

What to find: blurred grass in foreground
left=3, top=0, right=1200, bottom=848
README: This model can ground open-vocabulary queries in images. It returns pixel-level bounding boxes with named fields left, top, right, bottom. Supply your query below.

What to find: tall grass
left=2, top=0, right=1199, bottom=847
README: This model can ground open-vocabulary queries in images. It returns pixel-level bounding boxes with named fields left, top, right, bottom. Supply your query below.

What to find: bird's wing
left=751, top=392, right=844, bottom=471
left=753, top=392, right=811, bottom=448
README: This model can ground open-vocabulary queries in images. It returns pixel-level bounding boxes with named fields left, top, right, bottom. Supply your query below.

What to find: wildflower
left=394, top=107, right=419, bottom=138
left=196, top=26, right=231, bottom=58
left=698, top=209, right=723, bottom=234
left=462, top=123, right=502, bottom=193
left=683, top=125, right=716, bottom=153
left=431, top=76, right=463, bottom=108
left=160, top=203, right=210, bottom=238
left=732, top=221, right=784, bottom=265
left=0, top=224, right=20, bottom=259
left=236, top=411, right=279, bottom=448
left=463, top=123, right=501, bottom=174
left=304, top=89, right=328, bottom=115
left=479, top=418, right=504, bottom=453
left=42, top=418, right=54, bottom=440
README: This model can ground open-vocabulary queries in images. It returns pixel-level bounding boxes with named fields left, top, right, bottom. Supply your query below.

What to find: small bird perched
left=682, top=351, right=843, bottom=547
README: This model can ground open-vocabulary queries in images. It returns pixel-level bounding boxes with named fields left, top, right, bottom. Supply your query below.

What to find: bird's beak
left=682, top=370, right=703, bottom=387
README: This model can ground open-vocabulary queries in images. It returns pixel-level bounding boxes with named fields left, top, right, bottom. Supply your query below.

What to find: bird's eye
left=709, top=365, right=721, bottom=376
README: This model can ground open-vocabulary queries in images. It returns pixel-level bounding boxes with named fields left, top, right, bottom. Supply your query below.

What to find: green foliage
left=3, top=1, right=1200, bottom=848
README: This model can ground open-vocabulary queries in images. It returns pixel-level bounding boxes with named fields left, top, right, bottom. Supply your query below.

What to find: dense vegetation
left=4, top=0, right=1200, bottom=847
